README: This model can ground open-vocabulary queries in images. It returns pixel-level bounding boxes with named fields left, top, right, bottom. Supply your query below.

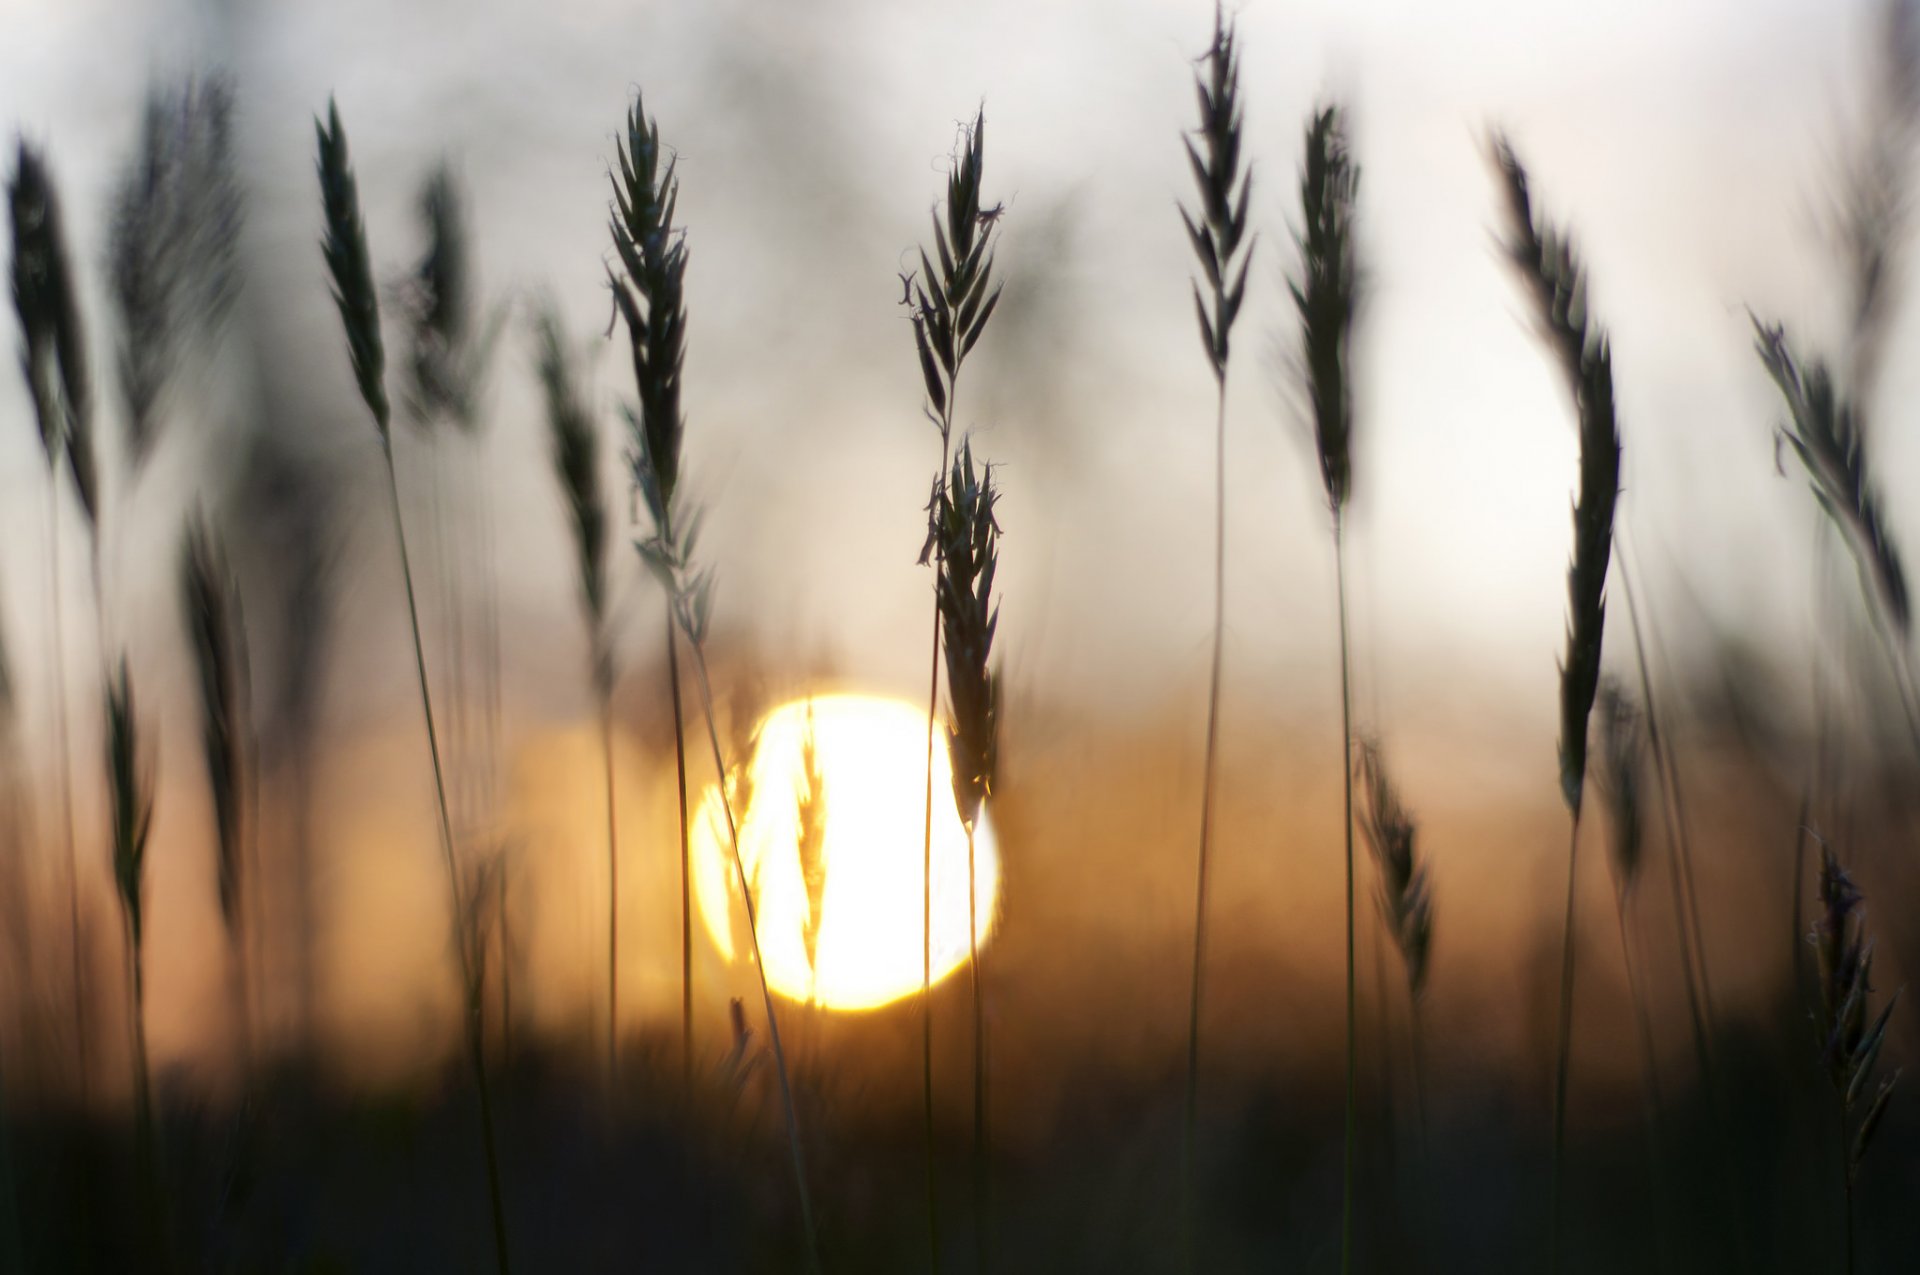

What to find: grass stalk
left=1290, top=99, right=1361, bottom=1270
left=681, top=621, right=822, bottom=1272
left=105, top=660, right=163, bottom=1262
left=1177, top=12, right=1255, bottom=1261
left=670, top=617, right=692, bottom=1089
left=316, top=98, right=511, bottom=1274
left=535, top=305, right=618, bottom=1080
left=1490, top=135, right=1622, bottom=1273
left=934, top=442, right=1001, bottom=1275
left=1806, top=838, right=1900, bottom=1275
left=1614, top=548, right=1716, bottom=1077
left=11, top=139, right=97, bottom=1096
left=905, top=105, right=1005, bottom=1271
left=1335, top=517, right=1358, bottom=1266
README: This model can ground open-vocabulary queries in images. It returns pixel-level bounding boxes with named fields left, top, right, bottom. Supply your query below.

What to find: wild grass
left=613, top=90, right=820, bottom=1273
left=1752, top=321, right=1920, bottom=749
left=103, top=658, right=161, bottom=1254
left=1288, top=100, right=1363, bottom=1273
left=607, top=95, right=698, bottom=1091
left=904, top=104, right=1003, bottom=1273
left=314, top=98, right=512, bottom=1275
left=1490, top=134, right=1623, bottom=1274
left=107, top=77, right=241, bottom=467
left=1591, top=677, right=1672, bottom=1249
left=935, top=439, right=1001, bottom=1274
left=535, top=303, right=619, bottom=1079
left=1177, top=8, right=1253, bottom=1262
left=398, top=163, right=512, bottom=1061
left=1807, top=839, right=1900, bottom=1275
left=1355, top=739, right=1431, bottom=1138
left=180, top=514, right=252, bottom=1068
left=8, top=139, right=96, bottom=1094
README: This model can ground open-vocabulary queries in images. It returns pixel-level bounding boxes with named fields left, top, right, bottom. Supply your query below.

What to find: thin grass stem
left=683, top=635, right=822, bottom=1274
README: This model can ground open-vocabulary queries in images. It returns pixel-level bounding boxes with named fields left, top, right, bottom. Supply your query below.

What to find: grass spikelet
left=1356, top=738, right=1433, bottom=1147
left=1492, top=134, right=1623, bottom=1273
left=1492, top=136, right=1621, bottom=819
left=1292, top=105, right=1359, bottom=512
left=104, top=660, right=156, bottom=1187
left=181, top=512, right=252, bottom=1065
left=402, top=166, right=478, bottom=429
left=8, top=139, right=97, bottom=526
left=907, top=109, right=1003, bottom=449
left=610, top=94, right=687, bottom=523
left=1178, top=10, right=1254, bottom=1263
left=1289, top=100, right=1364, bottom=1273
left=181, top=516, right=246, bottom=935
left=537, top=305, right=609, bottom=690
left=1808, top=839, right=1901, bottom=1275
left=1753, top=321, right=1910, bottom=640
left=108, top=76, right=241, bottom=466
left=1594, top=678, right=1645, bottom=893
left=1182, top=5, right=1255, bottom=385
left=1357, top=741, right=1431, bottom=1000
left=316, top=100, right=389, bottom=438
left=937, top=443, right=1000, bottom=835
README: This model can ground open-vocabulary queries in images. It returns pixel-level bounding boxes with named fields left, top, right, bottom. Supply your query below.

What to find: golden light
left=692, top=693, right=1000, bottom=1011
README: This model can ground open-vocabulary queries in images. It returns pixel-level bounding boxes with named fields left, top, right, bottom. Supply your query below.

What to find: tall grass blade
left=1178, top=9, right=1254, bottom=1264
left=1491, top=134, right=1623, bottom=1273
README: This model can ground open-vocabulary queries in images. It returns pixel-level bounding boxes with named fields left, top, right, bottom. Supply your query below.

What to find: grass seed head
left=1357, top=739, right=1432, bottom=998
left=107, top=658, right=154, bottom=949
left=907, top=108, right=1003, bottom=434
left=1291, top=104, right=1360, bottom=512
left=1753, top=319, right=1910, bottom=638
left=1810, top=840, right=1902, bottom=1174
left=109, top=76, right=240, bottom=466
left=936, top=439, right=1001, bottom=831
left=8, top=138, right=97, bottom=523
left=316, top=98, right=389, bottom=438
left=610, top=93, right=688, bottom=529
left=1593, top=678, right=1645, bottom=894
left=535, top=304, right=611, bottom=692
left=1182, top=3, right=1255, bottom=381
left=1492, top=135, right=1622, bottom=818
left=182, top=512, right=247, bottom=936
left=400, top=164, right=492, bottom=433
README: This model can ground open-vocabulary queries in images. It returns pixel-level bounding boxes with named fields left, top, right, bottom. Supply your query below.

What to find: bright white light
left=692, top=694, right=999, bottom=1011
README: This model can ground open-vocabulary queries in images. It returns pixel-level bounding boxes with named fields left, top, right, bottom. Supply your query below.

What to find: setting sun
left=692, top=694, right=1000, bottom=1011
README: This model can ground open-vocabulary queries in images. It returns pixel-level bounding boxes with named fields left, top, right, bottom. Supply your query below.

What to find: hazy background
left=0, top=0, right=1911, bottom=1116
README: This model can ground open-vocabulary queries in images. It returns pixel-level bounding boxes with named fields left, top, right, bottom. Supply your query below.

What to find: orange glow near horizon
left=692, top=694, right=1000, bottom=1011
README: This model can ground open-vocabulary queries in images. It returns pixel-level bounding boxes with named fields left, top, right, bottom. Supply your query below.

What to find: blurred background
left=2, top=0, right=1918, bottom=1270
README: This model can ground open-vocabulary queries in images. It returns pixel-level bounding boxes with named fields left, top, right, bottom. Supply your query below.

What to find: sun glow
left=692, top=694, right=1000, bottom=1011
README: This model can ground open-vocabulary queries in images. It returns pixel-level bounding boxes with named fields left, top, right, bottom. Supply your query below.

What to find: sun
left=691, top=693, right=1000, bottom=1011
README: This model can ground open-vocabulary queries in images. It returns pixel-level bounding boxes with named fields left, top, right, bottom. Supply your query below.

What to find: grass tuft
left=1808, top=839, right=1901, bottom=1275
left=316, top=99, right=389, bottom=439
left=108, top=76, right=241, bottom=466
left=1492, top=133, right=1623, bottom=1274
left=1753, top=321, right=1910, bottom=639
